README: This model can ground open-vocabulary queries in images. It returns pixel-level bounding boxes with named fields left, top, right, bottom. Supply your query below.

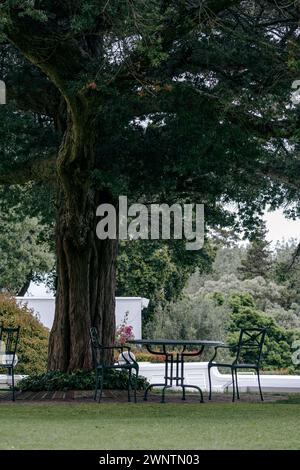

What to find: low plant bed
left=260, top=368, right=297, bottom=375
left=18, top=369, right=149, bottom=392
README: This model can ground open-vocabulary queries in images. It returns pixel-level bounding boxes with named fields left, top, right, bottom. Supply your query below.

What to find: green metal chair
left=208, top=328, right=267, bottom=402
left=0, top=325, right=21, bottom=401
left=89, top=327, right=139, bottom=403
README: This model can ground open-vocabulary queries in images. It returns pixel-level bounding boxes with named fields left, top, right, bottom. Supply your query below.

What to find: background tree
left=117, top=238, right=214, bottom=324
left=273, top=239, right=300, bottom=307
left=239, top=224, right=273, bottom=280
left=0, top=191, right=55, bottom=295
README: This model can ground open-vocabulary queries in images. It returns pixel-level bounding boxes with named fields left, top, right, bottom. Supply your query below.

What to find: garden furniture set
left=89, top=327, right=267, bottom=404
left=0, top=321, right=267, bottom=403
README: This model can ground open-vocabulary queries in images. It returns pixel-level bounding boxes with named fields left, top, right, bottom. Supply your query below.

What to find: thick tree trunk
left=48, top=187, right=118, bottom=371
left=48, top=110, right=117, bottom=371
left=17, top=271, right=33, bottom=296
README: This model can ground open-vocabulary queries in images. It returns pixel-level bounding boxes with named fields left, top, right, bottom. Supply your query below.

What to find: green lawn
left=0, top=399, right=300, bottom=450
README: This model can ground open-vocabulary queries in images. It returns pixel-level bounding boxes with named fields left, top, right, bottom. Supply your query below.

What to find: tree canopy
left=1, top=1, right=300, bottom=215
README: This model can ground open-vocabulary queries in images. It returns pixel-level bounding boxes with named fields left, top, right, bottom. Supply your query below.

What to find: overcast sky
left=264, top=209, right=300, bottom=245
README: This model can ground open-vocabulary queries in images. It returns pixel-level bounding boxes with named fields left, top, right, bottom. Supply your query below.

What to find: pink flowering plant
left=115, top=312, right=135, bottom=345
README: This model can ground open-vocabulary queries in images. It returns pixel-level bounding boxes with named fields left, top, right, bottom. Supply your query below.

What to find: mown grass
left=0, top=397, right=300, bottom=450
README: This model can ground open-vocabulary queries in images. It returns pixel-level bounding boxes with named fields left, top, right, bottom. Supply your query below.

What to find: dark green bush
left=227, top=293, right=295, bottom=370
left=0, top=294, right=48, bottom=374
left=18, top=369, right=149, bottom=392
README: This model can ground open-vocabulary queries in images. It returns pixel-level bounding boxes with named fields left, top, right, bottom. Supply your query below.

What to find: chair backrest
left=234, top=328, right=267, bottom=366
left=0, top=326, right=21, bottom=367
left=89, top=327, right=103, bottom=366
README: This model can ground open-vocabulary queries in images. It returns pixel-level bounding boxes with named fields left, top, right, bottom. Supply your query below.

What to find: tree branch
left=0, top=5, right=88, bottom=102
left=0, top=155, right=57, bottom=185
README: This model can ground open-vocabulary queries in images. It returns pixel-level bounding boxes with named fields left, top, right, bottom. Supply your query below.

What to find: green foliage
left=187, top=239, right=300, bottom=324
left=227, top=293, right=294, bottom=370
left=145, top=293, right=229, bottom=361
left=272, top=239, right=300, bottom=308
left=211, top=292, right=225, bottom=306
left=0, top=204, right=55, bottom=294
left=18, top=369, right=149, bottom=392
left=2, top=1, right=300, bottom=231
left=239, top=225, right=273, bottom=280
left=0, top=294, right=49, bottom=374
left=133, top=351, right=165, bottom=363
left=188, top=272, right=286, bottom=313
left=117, top=239, right=215, bottom=322
left=267, top=305, right=300, bottom=330
left=0, top=103, right=57, bottom=178
left=212, top=245, right=245, bottom=278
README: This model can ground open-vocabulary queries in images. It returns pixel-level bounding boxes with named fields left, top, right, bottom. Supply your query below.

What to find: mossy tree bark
left=48, top=191, right=117, bottom=371
left=47, top=109, right=117, bottom=371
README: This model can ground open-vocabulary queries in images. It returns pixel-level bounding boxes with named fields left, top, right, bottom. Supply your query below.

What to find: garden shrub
left=227, top=293, right=295, bottom=370
left=18, top=369, right=149, bottom=392
left=133, top=350, right=206, bottom=363
left=134, top=351, right=166, bottom=363
left=0, top=294, right=48, bottom=374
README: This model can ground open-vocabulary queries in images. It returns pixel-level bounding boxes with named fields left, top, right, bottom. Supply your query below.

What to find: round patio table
left=127, top=339, right=224, bottom=403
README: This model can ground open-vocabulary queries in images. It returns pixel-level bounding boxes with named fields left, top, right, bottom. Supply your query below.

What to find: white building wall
left=16, top=296, right=149, bottom=339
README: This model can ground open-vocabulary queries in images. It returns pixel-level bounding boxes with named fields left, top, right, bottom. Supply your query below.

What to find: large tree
left=1, top=1, right=300, bottom=371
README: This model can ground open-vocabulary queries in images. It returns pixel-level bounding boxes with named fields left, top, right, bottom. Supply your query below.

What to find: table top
left=127, top=339, right=224, bottom=347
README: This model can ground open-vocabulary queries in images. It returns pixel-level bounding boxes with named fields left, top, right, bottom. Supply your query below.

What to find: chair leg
left=11, top=367, right=15, bottom=402
left=98, top=369, right=104, bottom=403
left=235, top=369, right=240, bottom=400
left=231, top=368, right=235, bottom=402
left=143, top=383, right=153, bottom=401
left=208, top=365, right=212, bottom=400
left=133, top=369, right=138, bottom=403
left=257, top=369, right=264, bottom=401
left=127, top=369, right=132, bottom=403
left=161, top=385, right=169, bottom=404
left=94, top=369, right=99, bottom=401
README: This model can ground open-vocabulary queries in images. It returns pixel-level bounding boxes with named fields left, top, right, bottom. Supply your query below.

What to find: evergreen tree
left=239, top=224, right=273, bottom=279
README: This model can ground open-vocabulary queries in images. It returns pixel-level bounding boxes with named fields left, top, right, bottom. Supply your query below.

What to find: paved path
left=0, top=389, right=292, bottom=404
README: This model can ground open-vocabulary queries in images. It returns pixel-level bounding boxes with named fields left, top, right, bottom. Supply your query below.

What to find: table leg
left=180, top=352, right=186, bottom=400
left=180, top=346, right=205, bottom=403
left=143, top=344, right=171, bottom=402
left=143, top=344, right=205, bottom=403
